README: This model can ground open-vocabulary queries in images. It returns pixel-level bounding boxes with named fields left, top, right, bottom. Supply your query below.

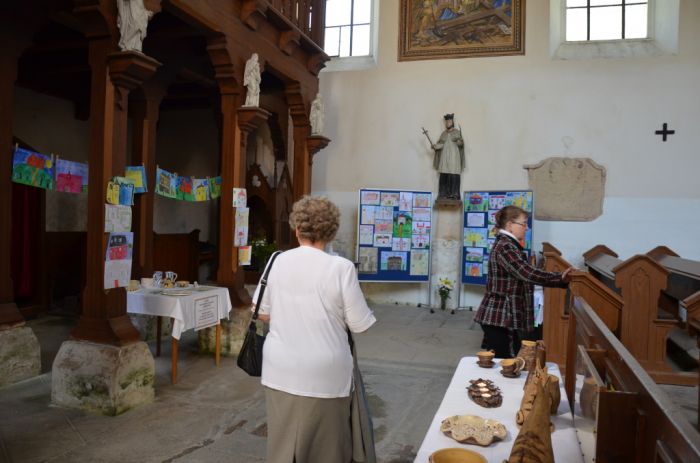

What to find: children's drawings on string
left=105, top=204, right=132, bottom=232
left=56, top=159, right=88, bottom=193
left=11, top=147, right=54, bottom=190
left=125, top=166, right=148, bottom=194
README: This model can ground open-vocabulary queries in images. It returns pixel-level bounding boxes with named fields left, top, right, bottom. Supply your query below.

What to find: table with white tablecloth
left=127, top=286, right=232, bottom=384
left=414, top=356, right=584, bottom=463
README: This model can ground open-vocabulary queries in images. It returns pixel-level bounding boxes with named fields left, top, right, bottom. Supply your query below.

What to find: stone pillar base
left=0, top=325, right=41, bottom=388
left=51, top=340, right=154, bottom=416
left=198, top=308, right=253, bottom=357
left=129, top=314, right=173, bottom=342
left=432, top=203, right=463, bottom=310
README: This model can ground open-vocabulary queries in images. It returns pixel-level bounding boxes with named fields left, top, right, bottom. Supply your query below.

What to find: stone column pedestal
left=431, top=200, right=463, bottom=311
left=51, top=340, right=154, bottom=416
left=198, top=308, right=252, bottom=357
left=0, top=325, right=40, bottom=387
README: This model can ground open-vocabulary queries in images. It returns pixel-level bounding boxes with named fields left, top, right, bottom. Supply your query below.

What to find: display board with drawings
left=462, top=190, right=534, bottom=286
left=356, top=189, right=433, bottom=282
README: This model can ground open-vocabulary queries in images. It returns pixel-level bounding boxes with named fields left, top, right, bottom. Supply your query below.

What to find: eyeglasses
left=511, top=220, right=528, bottom=228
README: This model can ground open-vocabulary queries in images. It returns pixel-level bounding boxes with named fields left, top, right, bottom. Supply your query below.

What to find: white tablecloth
left=414, top=357, right=584, bottom=463
left=127, top=286, right=232, bottom=340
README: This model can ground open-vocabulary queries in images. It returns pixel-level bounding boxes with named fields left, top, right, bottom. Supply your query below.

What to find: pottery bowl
left=429, top=448, right=487, bottom=463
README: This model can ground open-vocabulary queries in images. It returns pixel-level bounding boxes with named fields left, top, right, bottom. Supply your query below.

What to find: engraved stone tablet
left=524, top=157, right=606, bottom=221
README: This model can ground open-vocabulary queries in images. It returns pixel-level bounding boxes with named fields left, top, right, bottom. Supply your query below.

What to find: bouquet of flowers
left=437, top=278, right=454, bottom=312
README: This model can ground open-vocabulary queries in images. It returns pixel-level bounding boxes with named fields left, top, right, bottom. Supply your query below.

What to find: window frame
left=550, top=0, right=679, bottom=60
left=322, top=0, right=379, bottom=72
left=564, top=0, right=651, bottom=43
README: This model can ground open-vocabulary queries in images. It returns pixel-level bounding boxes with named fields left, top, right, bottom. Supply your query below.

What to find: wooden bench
left=564, top=295, right=700, bottom=462
left=583, top=245, right=695, bottom=385
left=540, top=242, right=623, bottom=372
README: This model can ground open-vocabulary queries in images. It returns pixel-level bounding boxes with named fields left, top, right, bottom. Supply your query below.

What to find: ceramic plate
left=161, top=290, right=192, bottom=296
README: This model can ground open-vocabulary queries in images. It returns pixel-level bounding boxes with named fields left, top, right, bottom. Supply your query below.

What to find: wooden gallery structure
left=0, top=0, right=330, bottom=408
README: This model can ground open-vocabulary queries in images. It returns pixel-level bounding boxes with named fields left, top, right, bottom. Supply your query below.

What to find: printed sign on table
left=194, top=295, right=220, bottom=331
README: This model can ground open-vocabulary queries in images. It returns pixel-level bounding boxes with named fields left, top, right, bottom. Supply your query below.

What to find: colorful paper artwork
left=234, top=207, right=250, bottom=246
left=106, top=181, right=120, bottom=205
left=412, top=221, right=430, bottom=235
left=361, top=190, right=381, bottom=205
left=56, top=159, right=88, bottom=193
left=175, top=176, right=194, bottom=201
left=393, top=211, right=412, bottom=238
left=106, top=177, right=134, bottom=206
left=361, top=205, right=376, bottom=225
left=124, top=166, right=147, bottom=194
left=465, top=192, right=489, bottom=212
left=359, top=225, right=374, bottom=245
left=155, top=167, right=177, bottom=198
left=413, top=193, right=431, bottom=208
left=238, top=246, right=252, bottom=266
left=358, top=247, right=378, bottom=274
left=489, top=194, right=506, bottom=211
left=209, top=176, right=222, bottom=199
left=380, top=251, right=407, bottom=271
left=466, top=263, right=483, bottom=278
left=233, top=188, right=247, bottom=208
left=464, top=228, right=488, bottom=248
left=373, top=233, right=392, bottom=248
left=506, top=191, right=533, bottom=212
left=488, top=210, right=497, bottom=225
left=11, top=147, right=54, bottom=190
left=374, top=220, right=392, bottom=234
left=399, top=192, right=413, bottom=211
left=412, top=233, right=430, bottom=249
left=380, top=192, right=400, bottom=207
left=391, top=238, right=411, bottom=252
left=193, top=178, right=210, bottom=201
left=412, top=207, right=431, bottom=222
left=466, top=212, right=486, bottom=228
left=410, top=249, right=430, bottom=276
left=376, top=206, right=394, bottom=221
left=104, top=232, right=133, bottom=289
left=466, top=247, right=484, bottom=262
left=105, top=204, right=132, bottom=232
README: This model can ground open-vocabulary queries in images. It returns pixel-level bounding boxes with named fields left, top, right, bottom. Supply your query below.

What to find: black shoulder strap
left=252, top=251, right=283, bottom=320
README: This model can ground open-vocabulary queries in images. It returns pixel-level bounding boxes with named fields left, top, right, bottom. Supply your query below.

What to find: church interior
left=1, top=0, right=699, bottom=462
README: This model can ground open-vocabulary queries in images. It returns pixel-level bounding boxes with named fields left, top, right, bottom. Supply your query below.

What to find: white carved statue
left=243, top=53, right=261, bottom=107
left=117, top=0, right=153, bottom=53
left=309, top=93, right=324, bottom=135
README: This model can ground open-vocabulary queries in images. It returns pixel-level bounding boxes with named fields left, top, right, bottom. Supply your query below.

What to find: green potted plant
left=250, top=235, right=278, bottom=271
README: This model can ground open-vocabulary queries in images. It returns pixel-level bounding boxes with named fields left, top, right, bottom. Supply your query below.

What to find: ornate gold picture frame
left=398, top=0, right=525, bottom=61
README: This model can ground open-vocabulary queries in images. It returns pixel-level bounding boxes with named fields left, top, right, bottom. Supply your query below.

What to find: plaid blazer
left=474, top=233, right=566, bottom=331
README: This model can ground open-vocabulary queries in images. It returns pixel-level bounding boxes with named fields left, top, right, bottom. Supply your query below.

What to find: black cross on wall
left=655, top=123, right=675, bottom=142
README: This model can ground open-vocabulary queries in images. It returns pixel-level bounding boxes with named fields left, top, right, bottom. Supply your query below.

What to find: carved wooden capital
left=206, top=36, right=241, bottom=94
left=285, top=83, right=310, bottom=127
left=73, top=0, right=118, bottom=40
left=241, top=0, right=269, bottom=30
left=237, top=107, right=271, bottom=135
left=279, top=30, right=301, bottom=56
left=307, top=52, right=327, bottom=76
left=306, top=135, right=330, bottom=157
left=108, top=51, right=161, bottom=91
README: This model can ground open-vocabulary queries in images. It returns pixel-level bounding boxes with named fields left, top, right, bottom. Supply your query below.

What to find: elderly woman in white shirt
left=254, top=195, right=376, bottom=463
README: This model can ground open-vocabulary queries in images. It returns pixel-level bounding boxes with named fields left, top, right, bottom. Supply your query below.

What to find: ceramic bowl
left=429, top=447, right=487, bottom=463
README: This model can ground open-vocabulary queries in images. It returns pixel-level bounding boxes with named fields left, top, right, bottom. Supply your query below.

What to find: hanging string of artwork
left=11, top=145, right=87, bottom=193
left=155, top=166, right=222, bottom=202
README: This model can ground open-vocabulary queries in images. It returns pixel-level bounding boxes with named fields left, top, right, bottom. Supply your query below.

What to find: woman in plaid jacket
left=474, top=206, right=573, bottom=358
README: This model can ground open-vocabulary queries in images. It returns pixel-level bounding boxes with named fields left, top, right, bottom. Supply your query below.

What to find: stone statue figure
left=243, top=53, right=261, bottom=107
left=309, top=93, right=324, bottom=135
left=117, top=0, right=153, bottom=53
left=423, top=113, right=465, bottom=200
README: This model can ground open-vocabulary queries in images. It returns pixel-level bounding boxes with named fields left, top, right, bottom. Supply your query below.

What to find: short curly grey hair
left=289, top=196, right=340, bottom=243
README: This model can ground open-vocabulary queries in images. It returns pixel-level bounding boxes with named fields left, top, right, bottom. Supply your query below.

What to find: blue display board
left=356, top=189, right=433, bottom=282
left=461, top=190, right=534, bottom=286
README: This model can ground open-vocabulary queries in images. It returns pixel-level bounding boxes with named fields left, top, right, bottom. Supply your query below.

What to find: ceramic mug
left=141, top=277, right=154, bottom=288
left=500, top=357, right=526, bottom=375
left=476, top=350, right=495, bottom=365
left=153, top=271, right=163, bottom=287
left=165, top=271, right=178, bottom=282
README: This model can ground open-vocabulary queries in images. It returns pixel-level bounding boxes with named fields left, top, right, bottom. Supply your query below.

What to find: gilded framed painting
left=398, top=0, right=525, bottom=61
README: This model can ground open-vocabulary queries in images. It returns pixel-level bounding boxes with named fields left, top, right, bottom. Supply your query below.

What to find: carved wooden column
left=72, top=42, right=161, bottom=345
left=0, top=47, right=23, bottom=327
left=286, top=84, right=312, bottom=201
left=130, top=83, right=165, bottom=279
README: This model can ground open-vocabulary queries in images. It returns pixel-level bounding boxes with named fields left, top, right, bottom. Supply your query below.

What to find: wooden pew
left=540, top=243, right=623, bottom=371
left=564, top=295, right=700, bottom=463
left=583, top=245, right=695, bottom=385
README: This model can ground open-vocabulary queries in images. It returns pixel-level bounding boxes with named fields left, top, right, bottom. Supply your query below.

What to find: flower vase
left=440, top=298, right=447, bottom=311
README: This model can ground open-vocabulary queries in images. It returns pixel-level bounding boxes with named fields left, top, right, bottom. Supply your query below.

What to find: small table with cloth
left=127, top=286, right=232, bottom=384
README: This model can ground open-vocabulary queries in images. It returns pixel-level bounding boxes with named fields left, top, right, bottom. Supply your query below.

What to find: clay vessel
left=440, top=415, right=507, bottom=446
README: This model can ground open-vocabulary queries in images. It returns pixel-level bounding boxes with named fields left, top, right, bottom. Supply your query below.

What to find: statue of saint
left=243, top=53, right=261, bottom=107
left=309, top=93, right=324, bottom=135
left=117, top=0, right=153, bottom=53
left=425, top=113, right=465, bottom=200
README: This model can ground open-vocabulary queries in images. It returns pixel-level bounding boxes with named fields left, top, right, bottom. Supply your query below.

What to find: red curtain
left=11, top=182, right=41, bottom=302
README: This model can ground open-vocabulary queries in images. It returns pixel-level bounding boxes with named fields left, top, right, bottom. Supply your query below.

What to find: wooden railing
left=268, top=0, right=326, bottom=47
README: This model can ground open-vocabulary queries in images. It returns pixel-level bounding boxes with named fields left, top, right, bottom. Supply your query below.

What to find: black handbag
left=237, top=251, right=282, bottom=376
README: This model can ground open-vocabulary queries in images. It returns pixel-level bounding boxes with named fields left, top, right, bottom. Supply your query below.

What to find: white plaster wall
left=154, top=109, right=219, bottom=243
left=13, top=86, right=90, bottom=232
left=314, top=0, right=700, bottom=308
